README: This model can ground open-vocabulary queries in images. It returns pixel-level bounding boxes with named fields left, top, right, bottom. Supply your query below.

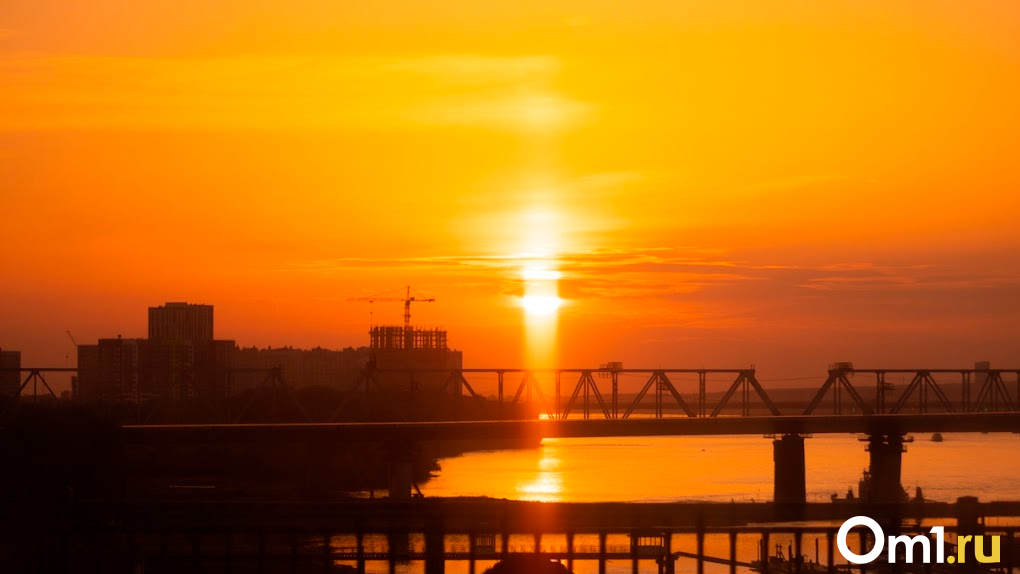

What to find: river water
left=345, top=433, right=1020, bottom=573
left=423, top=433, right=1020, bottom=503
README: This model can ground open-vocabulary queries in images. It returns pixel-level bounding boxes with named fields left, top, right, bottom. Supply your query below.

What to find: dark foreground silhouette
left=483, top=555, right=574, bottom=574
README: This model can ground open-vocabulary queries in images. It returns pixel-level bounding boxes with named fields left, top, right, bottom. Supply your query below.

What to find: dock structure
left=4, top=498, right=1017, bottom=574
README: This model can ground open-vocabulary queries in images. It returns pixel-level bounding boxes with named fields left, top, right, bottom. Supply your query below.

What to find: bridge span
left=120, top=412, right=1020, bottom=444
left=116, top=413, right=1020, bottom=510
left=7, top=364, right=1020, bottom=419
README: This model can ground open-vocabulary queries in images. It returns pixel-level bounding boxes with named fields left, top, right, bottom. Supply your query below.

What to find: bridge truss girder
left=365, top=368, right=782, bottom=420
left=230, top=367, right=310, bottom=424
left=439, top=371, right=479, bottom=399
left=510, top=371, right=549, bottom=410
left=889, top=371, right=956, bottom=414
left=710, top=370, right=782, bottom=417
left=971, top=370, right=1018, bottom=412
left=620, top=370, right=693, bottom=419
left=562, top=370, right=612, bottom=420
left=17, top=369, right=59, bottom=400
left=803, top=368, right=1020, bottom=415
left=803, top=370, right=872, bottom=415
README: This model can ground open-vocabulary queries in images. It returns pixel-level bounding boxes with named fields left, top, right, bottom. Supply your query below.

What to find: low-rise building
left=229, top=346, right=369, bottom=391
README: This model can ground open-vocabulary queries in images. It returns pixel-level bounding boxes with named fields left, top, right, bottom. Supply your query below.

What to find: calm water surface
left=423, top=433, right=1020, bottom=502
left=339, top=434, right=1020, bottom=572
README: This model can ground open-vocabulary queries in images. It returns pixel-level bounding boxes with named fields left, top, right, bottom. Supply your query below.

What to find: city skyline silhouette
left=3, top=2, right=1020, bottom=385
left=2, top=2, right=1020, bottom=572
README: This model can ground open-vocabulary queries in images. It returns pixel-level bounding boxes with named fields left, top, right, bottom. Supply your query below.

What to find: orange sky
left=2, top=0, right=1020, bottom=389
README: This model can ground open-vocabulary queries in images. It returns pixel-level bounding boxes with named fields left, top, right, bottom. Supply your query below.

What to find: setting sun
left=521, top=295, right=564, bottom=317
left=3, top=1, right=1020, bottom=571
left=2, top=0, right=1020, bottom=383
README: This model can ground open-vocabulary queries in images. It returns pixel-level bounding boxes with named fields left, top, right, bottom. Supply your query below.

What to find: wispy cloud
left=383, top=55, right=561, bottom=86
left=0, top=52, right=591, bottom=132
left=290, top=246, right=1020, bottom=308
left=292, top=247, right=742, bottom=275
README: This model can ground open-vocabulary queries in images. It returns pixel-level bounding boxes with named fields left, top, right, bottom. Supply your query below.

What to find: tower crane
left=346, top=286, right=436, bottom=331
left=65, top=330, right=79, bottom=366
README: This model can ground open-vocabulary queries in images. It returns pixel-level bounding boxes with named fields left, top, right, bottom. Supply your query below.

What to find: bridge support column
left=598, top=531, right=608, bottom=574
left=356, top=529, right=365, bottom=574
left=773, top=434, right=806, bottom=520
left=955, top=495, right=984, bottom=571
left=566, top=532, right=575, bottom=573
left=630, top=530, right=639, bottom=574
left=662, top=532, right=675, bottom=574
left=424, top=511, right=445, bottom=574
left=956, top=496, right=982, bottom=535
left=388, top=530, right=409, bottom=574
left=865, top=434, right=905, bottom=504
left=386, top=442, right=416, bottom=500
left=388, top=461, right=413, bottom=500
left=468, top=531, right=476, bottom=574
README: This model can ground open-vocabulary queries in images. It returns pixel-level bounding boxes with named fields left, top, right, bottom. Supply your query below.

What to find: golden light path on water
left=514, top=215, right=563, bottom=509
left=514, top=439, right=564, bottom=502
left=514, top=207, right=565, bottom=498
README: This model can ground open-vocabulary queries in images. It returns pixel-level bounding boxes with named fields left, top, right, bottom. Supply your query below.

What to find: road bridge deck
left=116, top=412, right=1020, bottom=445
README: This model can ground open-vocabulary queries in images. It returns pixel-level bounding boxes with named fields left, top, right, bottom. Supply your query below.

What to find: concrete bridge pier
left=424, top=511, right=445, bottom=574
left=598, top=531, right=608, bottom=574
left=772, top=434, right=807, bottom=520
left=566, top=532, right=575, bottom=573
left=355, top=529, right=366, bottom=574
left=467, top=531, right=477, bottom=574
left=956, top=495, right=984, bottom=572
left=865, top=433, right=906, bottom=504
left=386, top=441, right=416, bottom=500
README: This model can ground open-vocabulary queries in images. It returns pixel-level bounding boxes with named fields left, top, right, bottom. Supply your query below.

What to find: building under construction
left=371, top=326, right=462, bottom=392
left=370, top=326, right=448, bottom=351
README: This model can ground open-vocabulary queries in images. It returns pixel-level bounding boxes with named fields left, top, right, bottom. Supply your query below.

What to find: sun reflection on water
left=515, top=440, right=564, bottom=502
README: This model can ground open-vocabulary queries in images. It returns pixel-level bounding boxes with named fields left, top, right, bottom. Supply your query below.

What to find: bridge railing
left=363, top=367, right=781, bottom=420
left=804, top=368, right=1020, bottom=415
left=6, top=365, right=1020, bottom=422
left=361, top=366, right=1020, bottom=420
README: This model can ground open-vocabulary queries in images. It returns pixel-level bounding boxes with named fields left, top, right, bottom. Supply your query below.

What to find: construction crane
left=346, top=285, right=436, bottom=331
left=65, top=330, right=79, bottom=367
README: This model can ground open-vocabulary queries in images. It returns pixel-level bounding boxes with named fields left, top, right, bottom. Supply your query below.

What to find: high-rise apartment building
left=74, top=344, right=99, bottom=401
left=75, top=338, right=145, bottom=402
left=148, top=302, right=213, bottom=342
left=77, top=302, right=232, bottom=402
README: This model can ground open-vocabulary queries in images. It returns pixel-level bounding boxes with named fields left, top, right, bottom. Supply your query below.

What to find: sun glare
left=521, top=294, right=563, bottom=317
left=520, top=260, right=561, bottom=367
left=522, top=267, right=562, bottom=281
left=515, top=206, right=564, bottom=367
